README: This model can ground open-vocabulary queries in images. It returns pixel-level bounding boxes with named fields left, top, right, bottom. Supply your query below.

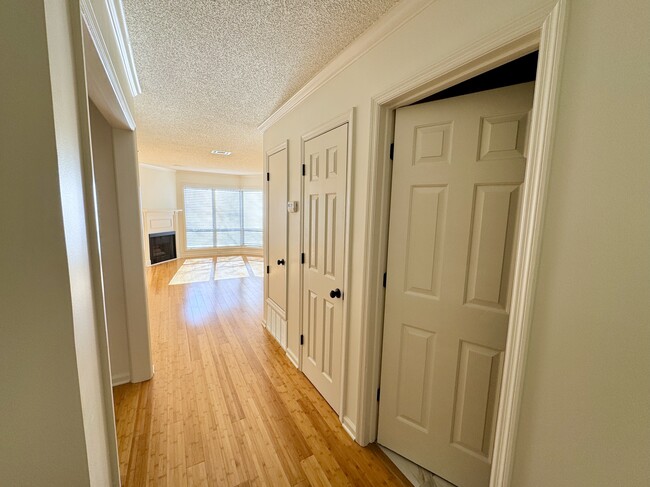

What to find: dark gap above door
left=412, top=51, right=538, bottom=105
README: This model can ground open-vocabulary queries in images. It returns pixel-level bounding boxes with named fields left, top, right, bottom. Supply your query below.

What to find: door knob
left=329, top=288, right=342, bottom=299
left=277, top=259, right=285, bottom=266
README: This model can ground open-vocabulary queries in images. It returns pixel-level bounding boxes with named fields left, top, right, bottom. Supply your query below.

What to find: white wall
left=139, top=164, right=178, bottom=209
left=511, top=1, right=650, bottom=484
left=241, top=174, right=264, bottom=190
left=264, top=0, right=557, bottom=440
left=264, top=0, right=650, bottom=483
left=175, top=170, right=262, bottom=192
left=90, top=102, right=131, bottom=385
left=0, top=1, right=116, bottom=484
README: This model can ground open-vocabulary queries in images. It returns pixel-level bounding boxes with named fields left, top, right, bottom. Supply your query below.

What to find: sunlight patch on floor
left=215, top=256, right=250, bottom=280
left=169, top=255, right=263, bottom=285
left=169, top=258, right=213, bottom=285
left=247, top=256, right=265, bottom=277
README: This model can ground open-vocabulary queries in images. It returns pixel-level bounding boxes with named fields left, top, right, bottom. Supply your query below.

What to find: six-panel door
left=267, top=147, right=288, bottom=312
left=378, top=83, right=534, bottom=487
left=301, top=124, right=348, bottom=413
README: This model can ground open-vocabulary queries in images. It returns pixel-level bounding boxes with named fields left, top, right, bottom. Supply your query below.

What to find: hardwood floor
left=113, top=256, right=410, bottom=486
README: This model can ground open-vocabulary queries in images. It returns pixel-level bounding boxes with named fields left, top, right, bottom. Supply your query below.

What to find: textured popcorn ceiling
left=123, top=0, right=401, bottom=174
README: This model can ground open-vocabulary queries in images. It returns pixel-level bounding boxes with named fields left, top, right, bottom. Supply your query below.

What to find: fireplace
left=149, top=231, right=176, bottom=264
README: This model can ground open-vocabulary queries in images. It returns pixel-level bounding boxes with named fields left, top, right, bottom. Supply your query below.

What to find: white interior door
left=377, top=83, right=534, bottom=487
left=302, top=123, right=348, bottom=413
left=267, top=147, right=288, bottom=312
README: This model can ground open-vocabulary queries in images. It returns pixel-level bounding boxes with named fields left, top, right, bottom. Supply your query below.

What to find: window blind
left=183, top=187, right=263, bottom=249
left=243, top=191, right=263, bottom=247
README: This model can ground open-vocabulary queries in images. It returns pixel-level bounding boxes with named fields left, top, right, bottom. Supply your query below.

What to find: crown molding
left=139, top=163, right=176, bottom=172
left=171, top=165, right=262, bottom=176
left=81, top=0, right=136, bottom=129
left=256, top=0, right=435, bottom=132
left=106, top=0, right=141, bottom=96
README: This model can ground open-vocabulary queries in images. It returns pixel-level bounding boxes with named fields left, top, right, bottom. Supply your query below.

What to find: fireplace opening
left=149, top=231, right=177, bottom=264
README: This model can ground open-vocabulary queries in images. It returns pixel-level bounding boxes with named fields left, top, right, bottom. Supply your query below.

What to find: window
left=184, top=187, right=263, bottom=249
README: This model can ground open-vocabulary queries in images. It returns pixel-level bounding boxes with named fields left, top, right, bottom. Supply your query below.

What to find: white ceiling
left=123, top=0, right=401, bottom=174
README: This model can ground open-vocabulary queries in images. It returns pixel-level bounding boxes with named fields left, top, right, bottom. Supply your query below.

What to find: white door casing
left=378, top=83, right=534, bottom=487
left=301, top=123, right=348, bottom=414
left=267, top=145, right=288, bottom=313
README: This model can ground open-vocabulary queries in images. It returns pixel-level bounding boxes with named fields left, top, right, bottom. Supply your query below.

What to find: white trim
left=111, top=372, right=131, bottom=387
left=257, top=0, right=434, bottom=132
left=299, top=109, right=355, bottom=430
left=142, top=208, right=180, bottom=266
left=373, top=7, right=549, bottom=107
left=341, top=418, right=356, bottom=441
left=265, top=299, right=288, bottom=349
left=80, top=0, right=136, bottom=129
left=356, top=3, right=567, bottom=486
left=286, top=348, right=300, bottom=369
left=490, top=3, right=567, bottom=485
left=105, top=0, right=141, bottom=96
left=173, top=165, right=263, bottom=176
left=70, top=4, right=122, bottom=480
left=266, top=297, right=287, bottom=323
left=139, top=163, right=176, bottom=173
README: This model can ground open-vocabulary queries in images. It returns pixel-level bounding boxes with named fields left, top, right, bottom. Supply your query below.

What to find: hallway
left=113, top=257, right=410, bottom=486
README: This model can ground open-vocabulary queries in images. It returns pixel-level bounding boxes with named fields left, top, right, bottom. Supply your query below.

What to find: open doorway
left=376, top=53, right=537, bottom=487
left=355, top=5, right=566, bottom=486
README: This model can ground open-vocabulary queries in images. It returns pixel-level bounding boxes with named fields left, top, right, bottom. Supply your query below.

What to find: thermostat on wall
left=287, top=201, right=298, bottom=213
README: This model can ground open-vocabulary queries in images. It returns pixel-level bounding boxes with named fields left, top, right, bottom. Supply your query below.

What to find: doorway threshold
left=378, top=446, right=457, bottom=487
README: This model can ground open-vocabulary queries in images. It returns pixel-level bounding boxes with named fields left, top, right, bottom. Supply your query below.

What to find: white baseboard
left=286, top=348, right=299, bottom=369
left=342, top=416, right=357, bottom=440
left=111, top=372, right=131, bottom=387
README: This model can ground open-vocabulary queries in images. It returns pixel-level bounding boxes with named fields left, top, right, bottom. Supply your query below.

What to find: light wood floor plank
left=114, top=256, right=410, bottom=486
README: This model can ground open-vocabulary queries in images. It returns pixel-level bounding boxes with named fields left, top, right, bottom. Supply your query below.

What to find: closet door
left=264, top=143, right=288, bottom=349
left=378, top=83, right=534, bottom=487
left=301, top=124, right=348, bottom=413
left=266, top=144, right=288, bottom=315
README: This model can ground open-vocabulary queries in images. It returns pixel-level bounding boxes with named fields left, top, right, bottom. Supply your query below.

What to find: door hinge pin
left=300, top=334, right=304, bottom=345
left=383, top=272, right=387, bottom=288
left=377, top=388, right=381, bottom=402
left=389, top=143, right=394, bottom=160
left=302, top=163, right=306, bottom=176
left=301, top=252, right=305, bottom=264
left=266, top=265, right=270, bottom=274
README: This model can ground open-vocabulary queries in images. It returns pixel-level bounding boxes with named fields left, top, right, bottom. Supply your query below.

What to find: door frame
left=82, top=0, right=154, bottom=385
left=299, top=109, right=355, bottom=432
left=356, top=2, right=567, bottom=485
left=264, top=141, right=289, bottom=324
left=77, top=0, right=151, bottom=482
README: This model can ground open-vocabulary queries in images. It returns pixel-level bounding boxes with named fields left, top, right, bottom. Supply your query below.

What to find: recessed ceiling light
left=211, top=150, right=232, bottom=156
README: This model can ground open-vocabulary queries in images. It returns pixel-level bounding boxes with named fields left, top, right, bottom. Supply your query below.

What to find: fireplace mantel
left=142, top=209, right=182, bottom=266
